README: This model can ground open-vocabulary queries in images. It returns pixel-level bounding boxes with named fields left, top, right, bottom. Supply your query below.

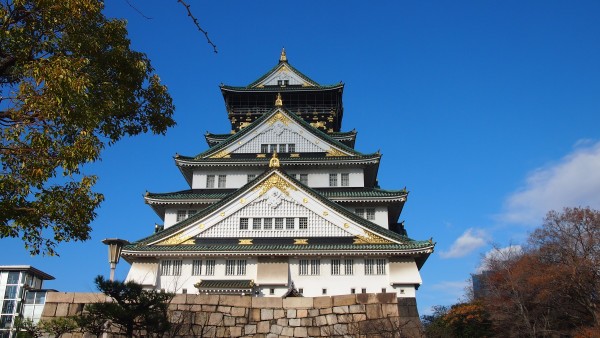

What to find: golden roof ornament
left=269, top=151, right=280, bottom=168
left=275, top=93, right=283, bottom=107
left=279, top=47, right=287, bottom=62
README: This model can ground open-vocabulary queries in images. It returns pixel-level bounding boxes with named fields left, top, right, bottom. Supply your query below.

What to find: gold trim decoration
left=199, top=224, right=205, bottom=229
left=157, top=233, right=194, bottom=246
left=240, top=198, right=246, bottom=204
left=279, top=48, right=287, bottom=62
left=326, top=148, right=348, bottom=157
left=269, top=151, right=280, bottom=168
left=353, top=231, right=393, bottom=244
left=275, top=93, right=283, bottom=107
left=290, top=153, right=300, bottom=158
left=294, top=239, right=308, bottom=245
left=311, top=121, right=326, bottom=130
left=219, top=212, right=225, bottom=217
left=257, top=154, right=266, bottom=158
left=239, top=239, right=253, bottom=245
left=302, top=198, right=308, bottom=203
left=344, top=223, right=350, bottom=228
left=322, top=211, right=329, bottom=216
left=254, top=174, right=298, bottom=197
left=210, top=150, right=230, bottom=159
left=266, top=111, right=289, bottom=126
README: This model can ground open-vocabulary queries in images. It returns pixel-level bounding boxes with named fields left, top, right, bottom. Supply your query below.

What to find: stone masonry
left=41, top=292, right=422, bottom=337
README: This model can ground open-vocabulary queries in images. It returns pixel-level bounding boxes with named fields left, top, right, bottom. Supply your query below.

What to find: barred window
left=226, top=260, right=236, bottom=275
left=237, top=260, right=247, bottom=275
left=176, top=210, right=187, bottom=222
left=218, top=175, right=226, bottom=188
left=311, top=259, right=321, bottom=275
left=279, top=144, right=287, bottom=153
left=288, top=144, right=296, bottom=153
left=376, top=259, right=387, bottom=275
left=261, top=144, right=269, bottom=153
left=286, top=218, right=295, bottom=229
left=298, top=259, right=320, bottom=276
left=264, top=218, right=273, bottom=230
left=366, top=208, right=376, bottom=220
left=331, top=259, right=341, bottom=275
left=206, top=175, right=215, bottom=188
left=172, top=260, right=182, bottom=276
left=252, top=218, right=262, bottom=230
left=299, top=217, right=308, bottom=230
left=344, top=259, right=354, bottom=275
left=205, top=260, right=215, bottom=275
left=269, top=144, right=277, bottom=153
left=275, top=218, right=284, bottom=229
left=160, top=260, right=172, bottom=275
left=329, top=173, right=338, bottom=187
left=341, top=173, right=349, bottom=187
left=299, top=260, right=309, bottom=275
left=299, top=174, right=308, bottom=185
left=290, top=173, right=297, bottom=179
left=247, top=174, right=256, bottom=183
left=192, top=260, right=202, bottom=275
left=365, top=259, right=374, bottom=275
left=355, top=208, right=365, bottom=217
left=239, top=218, right=249, bottom=230
left=365, top=259, right=386, bottom=275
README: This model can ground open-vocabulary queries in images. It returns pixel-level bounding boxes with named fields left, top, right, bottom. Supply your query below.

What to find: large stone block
left=250, top=308, right=261, bottom=322
left=286, top=309, right=296, bottom=318
left=297, top=309, right=308, bottom=318
left=252, top=296, right=282, bottom=308
left=223, top=315, right=236, bottom=326
left=334, top=323, right=349, bottom=335
left=282, top=297, right=312, bottom=309
left=190, top=294, right=220, bottom=305
left=236, top=316, right=248, bottom=324
left=72, top=293, right=103, bottom=304
left=261, top=308, right=274, bottom=320
left=170, top=294, right=187, bottom=304
left=67, top=303, right=84, bottom=316
left=41, top=303, right=57, bottom=317
left=55, top=303, right=70, bottom=317
left=333, top=305, right=349, bottom=314
left=332, top=294, right=356, bottom=306
left=273, top=309, right=285, bottom=319
left=257, top=320, right=270, bottom=333
left=217, top=305, right=232, bottom=314
left=294, top=327, right=308, bottom=337
left=352, top=313, right=367, bottom=322
left=220, top=295, right=251, bottom=307
left=349, top=304, right=365, bottom=313
left=307, top=326, right=320, bottom=337
left=208, top=312, right=223, bottom=325
left=313, top=296, right=332, bottom=309
left=231, top=306, right=246, bottom=317
left=356, top=293, right=379, bottom=304
left=315, top=315, right=327, bottom=326
left=301, top=317, right=313, bottom=326
left=377, top=292, right=397, bottom=304
left=244, top=324, right=257, bottom=335
left=365, top=304, right=383, bottom=319
left=281, top=327, right=294, bottom=336
left=319, top=307, right=332, bottom=315
left=382, top=303, right=399, bottom=317
left=288, top=318, right=301, bottom=326
left=229, top=326, right=242, bottom=337
left=270, top=324, right=283, bottom=334
left=325, top=313, right=338, bottom=325
left=46, top=292, right=74, bottom=303
left=308, top=309, right=319, bottom=317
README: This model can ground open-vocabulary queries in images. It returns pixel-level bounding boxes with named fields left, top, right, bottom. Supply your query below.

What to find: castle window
left=299, top=174, right=308, bottom=185
left=288, top=144, right=296, bottom=152
left=331, top=259, right=341, bottom=275
left=176, top=210, right=187, bottom=222
left=261, top=144, right=269, bottom=153
left=299, top=259, right=320, bottom=276
left=341, top=173, right=349, bottom=186
left=264, top=218, right=273, bottom=230
left=160, top=260, right=182, bottom=276
left=366, top=208, right=376, bottom=221
left=239, top=218, right=249, bottom=230
left=364, top=258, right=386, bottom=275
left=344, top=259, right=354, bottom=275
left=226, top=260, right=247, bottom=276
left=247, top=174, right=256, bottom=182
left=329, top=173, right=338, bottom=187
left=172, top=260, right=182, bottom=276
left=286, top=218, right=295, bottom=229
left=275, top=218, right=284, bottom=229
left=160, top=260, right=172, bottom=275
left=252, top=218, right=262, bottom=230
left=299, top=217, right=308, bottom=230
left=206, top=175, right=215, bottom=188
left=270, top=288, right=275, bottom=295
left=269, top=144, right=277, bottom=153
left=192, top=260, right=202, bottom=275
left=290, top=173, right=297, bottom=179
left=205, top=260, right=215, bottom=275
left=218, top=175, right=226, bottom=188
left=279, top=144, right=287, bottom=153
left=355, top=208, right=365, bottom=217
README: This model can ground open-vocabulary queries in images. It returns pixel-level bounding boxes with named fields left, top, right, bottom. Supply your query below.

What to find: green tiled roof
left=176, top=153, right=381, bottom=163
left=220, top=84, right=343, bottom=92
left=124, top=242, right=433, bottom=252
left=129, top=169, right=426, bottom=250
left=145, top=187, right=407, bottom=202
left=205, top=130, right=356, bottom=143
left=182, top=106, right=368, bottom=160
left=195, top=279, right=254, bottom=289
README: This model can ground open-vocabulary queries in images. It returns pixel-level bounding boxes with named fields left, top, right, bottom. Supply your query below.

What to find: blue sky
left=3, top=1, right=600, bottom=315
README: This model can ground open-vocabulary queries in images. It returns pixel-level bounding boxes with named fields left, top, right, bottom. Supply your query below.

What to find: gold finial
left=279, top=47, right=287, bottom=62
left=275, top=93, right=283, bottom=107
left=269, top=151, right=280, bottom=168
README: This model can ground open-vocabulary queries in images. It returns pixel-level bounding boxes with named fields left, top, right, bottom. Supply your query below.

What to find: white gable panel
left=255, top=65, right=313, bottom=87
left=198, top=198, right=350, bottom=238
left=234, top=122, right=327, bottom=153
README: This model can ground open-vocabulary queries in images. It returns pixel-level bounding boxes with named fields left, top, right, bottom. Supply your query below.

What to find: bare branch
left=123, top=0, right=152, bottom=20
left=177, top=0, right=218, bottom=54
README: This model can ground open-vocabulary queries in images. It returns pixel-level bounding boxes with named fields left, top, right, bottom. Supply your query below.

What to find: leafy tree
left=421, top=305, right=452, bottom=338
left=0, top=0, right=176, bottom=255
left=13, top=317, right=43, bottom=338
left=80, top=275, right=174, bottom=337
left=443, top=302, right=493, bottom=337
left=39, top=317, right=77, bottom=338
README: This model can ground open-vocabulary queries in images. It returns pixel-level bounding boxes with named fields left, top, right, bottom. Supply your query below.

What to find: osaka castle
left=122, top=49, right=435, bottom=299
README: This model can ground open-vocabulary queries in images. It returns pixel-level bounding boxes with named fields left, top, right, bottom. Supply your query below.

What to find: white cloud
left=440, top=228, right=488, bottom=258
left=501, top=141, right=600, bottom=225
left=476, top=245, right=522, bottom=273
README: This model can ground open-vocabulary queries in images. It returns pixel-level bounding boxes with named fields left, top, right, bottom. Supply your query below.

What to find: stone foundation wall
left=41, top=292, right=422, bottom=337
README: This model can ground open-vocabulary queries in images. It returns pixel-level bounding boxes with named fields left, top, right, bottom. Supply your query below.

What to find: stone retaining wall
left=41, top=292, right=422, bottom=337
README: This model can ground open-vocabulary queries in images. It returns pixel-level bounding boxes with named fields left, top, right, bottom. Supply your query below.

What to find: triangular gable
left=144, top=170, right=406, bottom=247
left=199, top=107, right=361, bottom=159
left=248, top=62, right=319, bottom=88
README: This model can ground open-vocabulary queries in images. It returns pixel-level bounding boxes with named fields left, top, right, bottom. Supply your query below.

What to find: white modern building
left=0, top=266, right=54, bottom=338
left=122, top=50, right=434, bottom=299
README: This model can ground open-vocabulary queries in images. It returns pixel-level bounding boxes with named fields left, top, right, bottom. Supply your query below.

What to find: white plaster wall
left=156, top=258, right=258, bottom=294
left=193, top=168, right=365, bottom=190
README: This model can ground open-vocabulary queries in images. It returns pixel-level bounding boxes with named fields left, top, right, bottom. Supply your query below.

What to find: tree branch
left=176, top=0, right=218, bottom=53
